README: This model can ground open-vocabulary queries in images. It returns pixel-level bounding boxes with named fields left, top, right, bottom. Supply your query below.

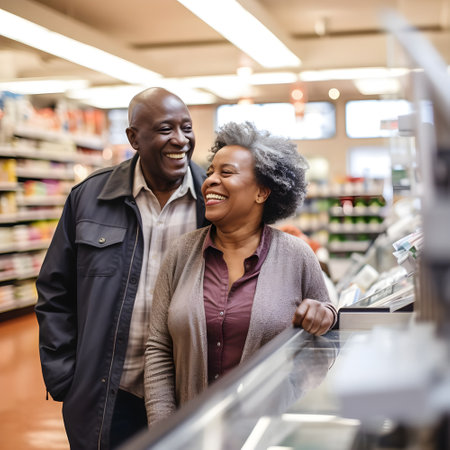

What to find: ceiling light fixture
left=0, top=9, right=161, bottom=85
left=176, top=0, right=301, bottom=68
left=0, top=78, right=90, bottom=95
left=299, top=67, right=409, bottom=81
left=178, top=72, right=298, bottom=99
left=328, top=87, right=341, bottom=100
left=66, top=84, right=217, bottom=109
left=353, top=78, right=401, bottom=95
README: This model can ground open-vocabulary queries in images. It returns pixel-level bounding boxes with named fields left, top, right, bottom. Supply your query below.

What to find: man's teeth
left=206, top=194, right=226, bottom=200
left=167, top=152, right=186, bottom=159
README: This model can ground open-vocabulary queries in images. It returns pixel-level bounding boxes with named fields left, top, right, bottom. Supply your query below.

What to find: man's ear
left=126, top=127, right=139, bottom=150
left=256, top=186, right=271, bottom=204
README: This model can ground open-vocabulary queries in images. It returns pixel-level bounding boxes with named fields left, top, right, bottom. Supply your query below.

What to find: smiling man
left=35, top=88, right=208, bottom=449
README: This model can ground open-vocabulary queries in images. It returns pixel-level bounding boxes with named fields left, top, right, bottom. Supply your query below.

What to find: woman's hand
left=292, top=298, right=334, bottom=336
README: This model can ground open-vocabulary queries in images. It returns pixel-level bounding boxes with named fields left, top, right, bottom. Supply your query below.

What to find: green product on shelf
left=343, top=216, right=354, bottom=224
left=354, top=198, right=367, bottom=207
left=369, top=197, right=385, bottom=207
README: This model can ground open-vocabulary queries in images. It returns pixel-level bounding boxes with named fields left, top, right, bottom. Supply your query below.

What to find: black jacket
left=35, top=154, right=207, bottom=449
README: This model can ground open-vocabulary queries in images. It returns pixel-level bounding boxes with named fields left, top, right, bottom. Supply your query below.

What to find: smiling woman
left=144, top=121, right=338, bottom=426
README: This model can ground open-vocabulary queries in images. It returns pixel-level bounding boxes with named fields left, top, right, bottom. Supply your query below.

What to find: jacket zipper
left=97, top=224, right=140, bottom=449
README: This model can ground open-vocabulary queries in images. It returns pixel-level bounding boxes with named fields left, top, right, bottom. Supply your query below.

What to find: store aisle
left=0, top=313, right=69, bottom=449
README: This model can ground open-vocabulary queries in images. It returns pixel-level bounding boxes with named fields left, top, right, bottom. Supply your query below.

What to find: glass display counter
left=124, top=320, right=447, bottom=450
left=123, top=327, right=365, bottom=450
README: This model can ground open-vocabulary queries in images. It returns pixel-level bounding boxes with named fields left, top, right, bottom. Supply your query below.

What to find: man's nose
left=171, top=128, right=189, bottom=146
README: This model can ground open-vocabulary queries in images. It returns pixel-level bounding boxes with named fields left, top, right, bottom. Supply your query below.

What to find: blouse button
left=217, top=341, right=221, bottom=347
left=219, top=311, right=224, bottom=316
left=98, top=237, right=106, bottom=244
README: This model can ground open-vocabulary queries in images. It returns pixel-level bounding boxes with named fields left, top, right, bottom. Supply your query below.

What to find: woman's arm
left=144, top=252, right=178, bottom=425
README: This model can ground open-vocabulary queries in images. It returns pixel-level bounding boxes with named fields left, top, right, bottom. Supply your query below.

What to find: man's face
left=127, top=93, right=195, bottom=191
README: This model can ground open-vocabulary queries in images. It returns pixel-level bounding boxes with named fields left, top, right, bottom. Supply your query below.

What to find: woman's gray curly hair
left=209, top=121, right=309, bottom=224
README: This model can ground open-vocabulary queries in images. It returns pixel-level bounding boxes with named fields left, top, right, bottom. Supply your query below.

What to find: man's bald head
left=128, top=87, right=183, bottom=126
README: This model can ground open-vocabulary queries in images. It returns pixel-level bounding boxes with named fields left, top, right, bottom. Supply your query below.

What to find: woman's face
left=201, top=145, right=270, bottom=229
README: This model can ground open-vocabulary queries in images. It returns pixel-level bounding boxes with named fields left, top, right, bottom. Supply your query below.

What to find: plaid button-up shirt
left=119, top=158, right=198, bottom=397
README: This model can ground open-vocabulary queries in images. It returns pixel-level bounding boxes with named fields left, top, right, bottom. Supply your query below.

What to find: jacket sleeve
left=144, top=248, right=178, bottom=425
left=35, top=195, right=78, bottom=401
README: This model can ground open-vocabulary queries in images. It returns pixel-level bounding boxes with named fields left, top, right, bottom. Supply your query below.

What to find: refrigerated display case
left=124, top=319, right=447, bottom=450
left=124, top=327, right=352, bottom=450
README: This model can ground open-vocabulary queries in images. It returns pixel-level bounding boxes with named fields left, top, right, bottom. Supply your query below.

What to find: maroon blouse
left=202, top=225, right=272, bottom=384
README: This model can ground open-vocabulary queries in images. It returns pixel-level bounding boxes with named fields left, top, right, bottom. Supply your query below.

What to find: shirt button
left=98, top=237, right=106, bottom=244
left=214, top=374, right=219, bottom=380
left=217, top=342, right=221, bottom=347
left=219, top=311, right=224, bottom=316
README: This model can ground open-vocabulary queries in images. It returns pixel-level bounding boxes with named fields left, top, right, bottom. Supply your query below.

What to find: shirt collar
left=203, top=224, right=272, bottom=258
left=133, top=156, right=197, bottom=200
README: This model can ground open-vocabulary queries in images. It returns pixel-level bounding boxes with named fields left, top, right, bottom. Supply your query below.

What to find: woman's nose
left=205, top=172, right=220, bottom=186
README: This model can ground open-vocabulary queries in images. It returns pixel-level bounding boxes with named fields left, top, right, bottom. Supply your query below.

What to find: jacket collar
left=97, top=153, right=204, bottom=204
left=97, top=153, right=138, bottom=200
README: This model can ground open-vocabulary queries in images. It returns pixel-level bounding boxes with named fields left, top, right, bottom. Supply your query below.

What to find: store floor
left=0, top=313, right=69, bottom=449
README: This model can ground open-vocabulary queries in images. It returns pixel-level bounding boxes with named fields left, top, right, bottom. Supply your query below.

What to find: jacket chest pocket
left=75, top=220, right=127, bottom=277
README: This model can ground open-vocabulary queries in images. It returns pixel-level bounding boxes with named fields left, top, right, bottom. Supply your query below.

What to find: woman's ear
left=256, top=186, right=271, bottom=204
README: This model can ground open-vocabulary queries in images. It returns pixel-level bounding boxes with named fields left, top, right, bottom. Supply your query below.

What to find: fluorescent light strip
left=66, top=84, right=217, bottom=108
left=178, top=72, right=298, bottom=99
left=0, top=79, right=89, bottom=94
left=299, top=67, right=409, bottom=82
left=0, top=9, right=161, bottom=85
left=354, top=78, right=401, bottom=95
left=177, top=0, right=300, bottom=68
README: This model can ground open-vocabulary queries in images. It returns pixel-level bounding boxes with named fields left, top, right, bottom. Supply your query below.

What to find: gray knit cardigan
left=144, top=225, right=334, bottom=424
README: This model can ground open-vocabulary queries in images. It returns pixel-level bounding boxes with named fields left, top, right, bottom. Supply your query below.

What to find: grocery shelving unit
left=0, top=125, right=107, bottom=319
left=288, top=179, right=387, bottom=281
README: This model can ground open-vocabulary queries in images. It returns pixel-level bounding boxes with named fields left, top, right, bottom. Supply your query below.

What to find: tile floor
left=0, top=313, right=69, bottom=449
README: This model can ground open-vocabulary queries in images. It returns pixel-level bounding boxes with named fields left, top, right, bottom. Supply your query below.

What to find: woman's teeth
left=206, top=194, right=226, bottom=200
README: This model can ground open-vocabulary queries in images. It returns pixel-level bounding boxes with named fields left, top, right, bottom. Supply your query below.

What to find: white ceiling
left=1, top=0, right=450, bottom=105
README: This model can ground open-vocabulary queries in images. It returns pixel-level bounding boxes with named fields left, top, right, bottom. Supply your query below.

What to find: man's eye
left=183, top=125, right=193, bottom=132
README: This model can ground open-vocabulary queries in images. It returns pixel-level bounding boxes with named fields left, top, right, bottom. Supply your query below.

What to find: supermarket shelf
left=306, top=191, right=385, bottom=199
left=0, top=268, right=40, bottom=283
left=0, top=144, right=76, bottom=163
left=329, top=206, right=386, bottom=217
left=0, top=239, right=52, bottom=255
left=16, top=167, right=75, bottom=180
left=17, top=196, right=67, bottom=207
left=328, top=223, right=386, bottom=234
left=0, top=208, right=63, bottom=224
left=0, top=182, right=19, bottom=191
left=13, top=125, right=106, bottom=150
left=0, top=297, right=37, bottom=314
left=0, top=145, right=105, bottom=166
left=328, top=241, right=371, bottom=253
